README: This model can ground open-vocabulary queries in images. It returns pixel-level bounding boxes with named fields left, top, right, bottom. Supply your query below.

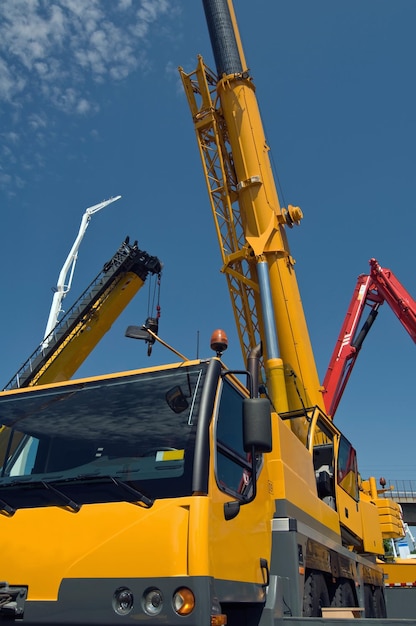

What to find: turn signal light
left=173, top=587, right=195, bottom=615
left=211, top=614, right=227, bottom=626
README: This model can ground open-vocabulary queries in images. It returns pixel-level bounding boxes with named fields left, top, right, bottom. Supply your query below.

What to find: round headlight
left=143, top=588, right=163, bottom=615
left=173, top=587, right=195, bottom=615
left=113, top=587, right=134, bottom=615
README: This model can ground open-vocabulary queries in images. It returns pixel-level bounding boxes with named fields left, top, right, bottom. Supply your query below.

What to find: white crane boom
left=42, top=195, right=121, bottom=346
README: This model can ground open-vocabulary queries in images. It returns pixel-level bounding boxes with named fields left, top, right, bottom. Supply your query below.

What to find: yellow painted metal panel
left=360, top=499, right=384, bottom=553
left=208, top=463, right=273, bottom=586
left=203, top=412, right=273, bottom=586
left=336, top=485, right=363, bottom=543
left=0, top=499, right=190, bottom=600
left=268, top=416, right=341, bottom=536
left=382, top=558, right=416, bottom=585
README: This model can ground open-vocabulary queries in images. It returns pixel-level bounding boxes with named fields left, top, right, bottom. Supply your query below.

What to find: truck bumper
left=3, top=577, right=214, bottom=626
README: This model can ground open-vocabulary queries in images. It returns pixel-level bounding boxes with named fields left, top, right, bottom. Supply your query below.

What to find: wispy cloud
left=0, top=0, right=177, bottom=193
left=0, top=0, right=174, bottom=111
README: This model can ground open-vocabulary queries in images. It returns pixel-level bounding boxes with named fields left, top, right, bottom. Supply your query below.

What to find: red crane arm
left=369, top=258, right=416, bottom=343
left=323, top=259, right=416, bottom=418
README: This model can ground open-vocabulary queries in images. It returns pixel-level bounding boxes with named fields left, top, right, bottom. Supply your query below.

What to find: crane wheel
left=302, top=570, right=330, bottom=617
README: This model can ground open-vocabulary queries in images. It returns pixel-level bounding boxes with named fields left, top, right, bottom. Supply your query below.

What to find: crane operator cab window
left=214, top=378, right=262, bottom=500
left=337, top=435, right=359, bottom=502
left=0, top=365, right=208, bottom=512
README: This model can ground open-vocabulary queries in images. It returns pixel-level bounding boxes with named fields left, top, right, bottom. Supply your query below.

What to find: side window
left=215, top=380, right=252, bottom=498
left=6, top=434, right=39, bottom=477
left=337, top=435, right=359, bottom=501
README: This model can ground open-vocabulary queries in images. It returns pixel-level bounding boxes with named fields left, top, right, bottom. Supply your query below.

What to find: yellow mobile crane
left=180, top=0, right=406, bottom=616
left=182, top=0, right=410, bottom=619
left=0, top=1, right=408, bottom=625
left=3, top=237, right=162, bottom=390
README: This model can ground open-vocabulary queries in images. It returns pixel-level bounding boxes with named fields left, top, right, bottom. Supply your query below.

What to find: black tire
left=303, top=570, right=330, bottom=617
left=331, top=578, right=356, bottom=608
left=373, top=586, right=387, bottom=618
left=364, top=584, right=375, bottom=618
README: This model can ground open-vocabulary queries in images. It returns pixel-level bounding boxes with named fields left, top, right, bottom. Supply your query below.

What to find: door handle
left=260, top=558, right=270, bottom=588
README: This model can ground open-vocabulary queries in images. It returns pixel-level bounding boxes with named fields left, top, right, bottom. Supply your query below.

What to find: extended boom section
left=4, top=239, right=161, bottom=390
left=180, top=1, right=322, bottom=415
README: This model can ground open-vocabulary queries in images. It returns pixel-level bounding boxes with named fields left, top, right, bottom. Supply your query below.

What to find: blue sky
left=0, top=0, right=415, bottom=484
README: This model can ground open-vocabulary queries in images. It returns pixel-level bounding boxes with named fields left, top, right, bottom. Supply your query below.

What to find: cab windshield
left=0, top=364, right=208, bottom=511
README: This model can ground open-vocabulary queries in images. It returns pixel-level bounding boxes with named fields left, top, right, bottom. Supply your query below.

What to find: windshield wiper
left=41, top=480, right=81, bottom=513
left=0, top=474, right=153, bottom=511
left=109, top=476, right=154, bottom=508
left=57, top=473, right=154, bottom=508
left=0, top=480, right=80, bottom=515
left=0, top=496, right=16, bottom=517
left=0, top=478, right=81, bottom=517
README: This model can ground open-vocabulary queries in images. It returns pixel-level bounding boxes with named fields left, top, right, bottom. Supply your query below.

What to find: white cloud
left=0, top=0, right=175, bottom=113
left=136, top=0, right=170, bottom=23
left=3, top=131, right=20, bottom=144
left=76, top=98, right=93, bottom=115
left=0, top=0, right=178, bottom=193
left=0, top=170, right=11, bottom=185
left=28, top=113, right=47, bottom=131
left=0, top=57, right=26, bottom=100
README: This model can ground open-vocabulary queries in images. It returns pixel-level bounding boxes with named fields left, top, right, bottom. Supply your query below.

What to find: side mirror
left=243, top=397, right=272, bottom=453
left=224, top=397, right=272, bottom=521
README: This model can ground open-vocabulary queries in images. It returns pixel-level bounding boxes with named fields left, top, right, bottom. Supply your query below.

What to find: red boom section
left=323, top=258, right=416, bottom=418
left=369, top=258, right=416, bottom=342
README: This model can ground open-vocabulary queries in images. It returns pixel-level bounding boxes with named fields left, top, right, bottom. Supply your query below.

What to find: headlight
left=143, top=588, right=163, bottom=615
left=113, top=587, right=134, bottom=615
left=173, top=587, right=195, bottom=615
